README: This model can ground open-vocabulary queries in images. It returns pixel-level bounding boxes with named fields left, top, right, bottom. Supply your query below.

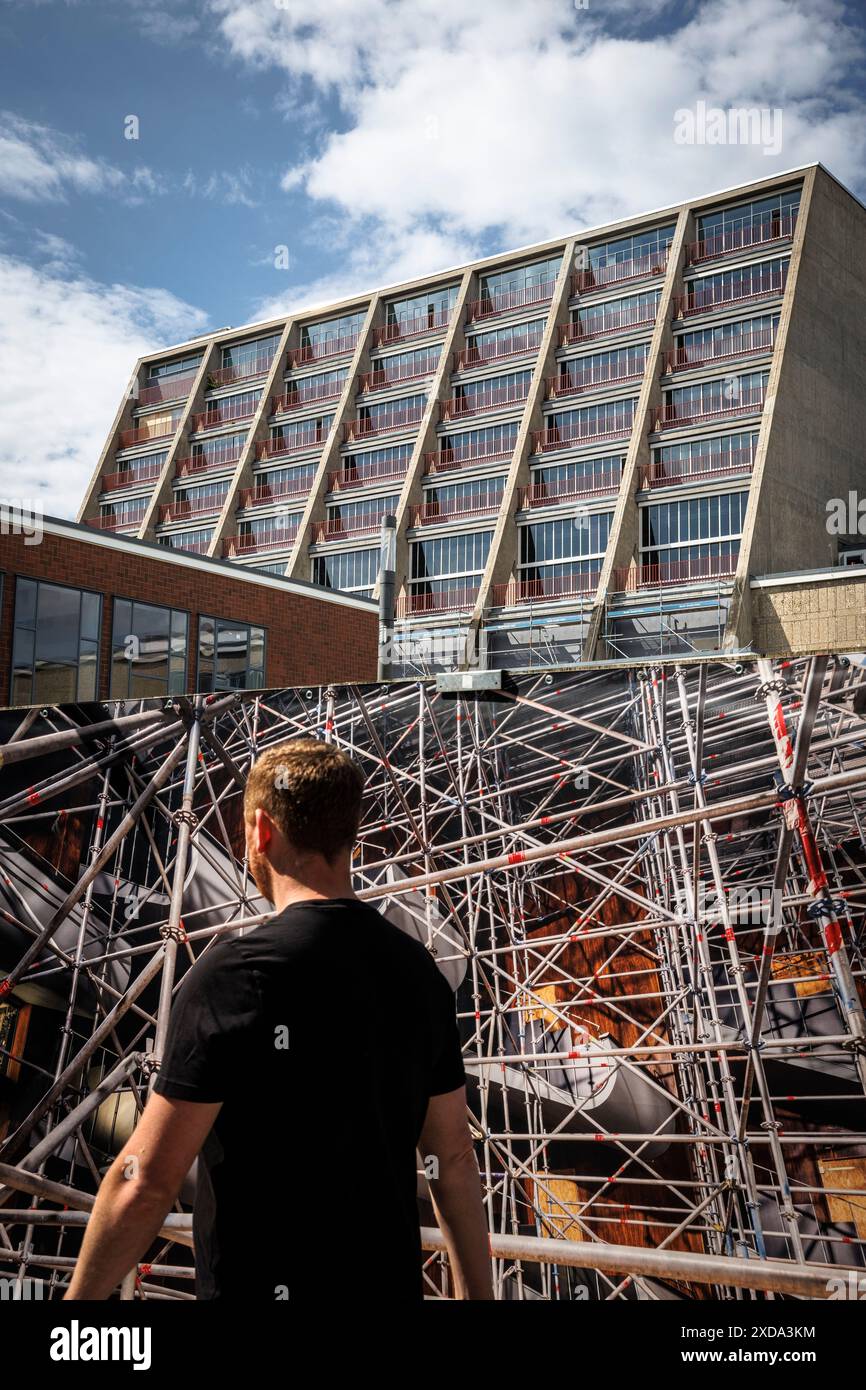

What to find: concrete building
left=0, top=516, right=377, bottom=707
left=76, top=163, right=866, bottom=672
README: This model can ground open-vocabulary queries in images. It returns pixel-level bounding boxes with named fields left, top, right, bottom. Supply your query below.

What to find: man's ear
left=253, top=806, right=273, bottom=853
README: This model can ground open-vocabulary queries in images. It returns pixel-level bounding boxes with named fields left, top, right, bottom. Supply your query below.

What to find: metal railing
left=373, top=308, right=452, bottom=347
left=397, top=584, right=480, bottom=616
left=467, top=279, right=557, bottom=322
left=423, top=442, right=515, bottom=473
left=207, top=356, right=275, bottom=388
left=271, top=382, right=344, bottom=412
left=411, top=495, right=502, bottom=526
left=639, top=450, right=756, bottom=489
left=674, top=267, right=788, bottom=318
left=87, top=513, right=146, bottom=532
left=546, top=364, right=645, bottom=398
left=175, top=449, right=242, bottom=478
left=453, top=332, right=544, bottom=371
left=492, top=571, right=600, bottom=605
left=571, top=253, right=668, bottom=294
left=238, top=482, right=310, bottom=509
left=138, top=373, right=197, bottom=407
left=439, top=386, right=530, bottom=420
left=612, top=554, right=739, bottom=590
left=327, top=461, right=409, bottom=492
left=258, top=429, right=329, bottom=460
left=222, top=529, right=299, bottom=556
left=291, top=333, right=360, bottom=366
left=343, top=403, right=425, bottom=441
left=192, top=402, right=257, bottom=432
left=518, top=471, right=622, bottom=508
left=559, top=308, right=657, bottom=345
left=101, top=461, right=164, bottom=492
left=654, top=386, right=765, bottom=430
left=359, top=362, right=437, bottom=392
left=312, top=513, right=391, bottom=542
left=118, top=423, right=177, bottom=450
left=664, top=327, right=776, bottom=373
left=158, top=498, right=226, bottom=524
left=532, top=418, right=634, bottom=452
left=685, top=214, right=798, bottom=266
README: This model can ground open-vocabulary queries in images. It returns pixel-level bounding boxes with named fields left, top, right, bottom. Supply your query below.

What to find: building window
left=385, top=285, right=458, bottom=331
left=197, top=617, right=266, bottom=692
left=148, top=354, right=203, bottom=380
left=410, top=530, right=493, bottom=599
left=586, top=224, right=676, bottom=272
left=312, top=547, right=378, bottom=596
left=575, top=289, right=660, bottom=334
left=480, top=256, right=562, bottom=304
left=110, top=599, right=188, bottom=699
left=220, top=333, right=281, bottom=375
left=640, top=490, right=749, bottom=575
left=11, top=578, right=101, bottom=706
left=300, top=311, right=366, bottom=354
left=685, top=258, right=788, bottom=311
left=518, top=513, right=612, bottom=587
left=157, top=528, right=214, bottom=554
left=696, top=190, right=801, bottom=248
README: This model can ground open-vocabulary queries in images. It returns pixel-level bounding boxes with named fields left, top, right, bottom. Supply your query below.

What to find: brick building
left=0, top=515, right=378, bottom=707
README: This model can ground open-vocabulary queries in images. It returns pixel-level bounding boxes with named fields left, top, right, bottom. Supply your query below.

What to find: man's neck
left=270, top=877, right=356, bottom=915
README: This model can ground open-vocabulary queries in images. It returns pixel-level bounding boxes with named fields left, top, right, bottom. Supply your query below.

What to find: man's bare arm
left=419, top=1085, right=494, bottom=1300
left=64, top=1092, right=221, bottom=1300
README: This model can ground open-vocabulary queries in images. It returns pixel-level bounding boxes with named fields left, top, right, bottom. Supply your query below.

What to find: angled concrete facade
left=78, top=164, right=866, bottom=671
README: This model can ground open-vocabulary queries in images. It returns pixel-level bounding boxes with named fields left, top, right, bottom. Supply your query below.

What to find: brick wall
left=0, top=525, right=378, bottom=704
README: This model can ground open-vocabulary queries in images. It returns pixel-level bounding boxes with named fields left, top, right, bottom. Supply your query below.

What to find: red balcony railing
left=572, top=253, right=667, bottom=294
left=492, top=571, right=600, bottom=605
left=343, top=403, right=425, bottom=442
left=664, top=327, right=776, bottom=373
left=654, top=386, right=765, bottom=431
left=138, top=373, right=197, bottom=407
left=118, top=422, right=178, bottom=450
left=291, top=333, right=360, bottom=367
left=207, top=356, right=275, bottom=389
left=685, top=215, right=798, bottom=267
left=674, top=267, right=788, bottom=319
left=532, top=417, right=634, bottom=453
left=359, top=361, right=437, bottom=392
left=327, top=461, right=409, bottom=492
left=410, top=495, right=501, bottom=526
left=397, top=585, right=479, bottom=616
left=373, top=308, right=452, bottom=347
left=468, top=280, right=557, bottom=322
left=87, top=511, right=146, bottom=532
left=239, top=481, right=311, bottom=509
left=639, top=450, right=756, bottom=490
left=272, top=381, right=344, bottom=413
left=175, top=448, right=242, bottom=478
left=158, top=498, right=226, bottom=525
left=612, top=554, right=739, bottom=591
left=258, top=428, right=330, bottom=460
left=102, top=460, right=164, bottom=492
left=423, top=441, right=515, bottom=474
left=559, top=307, right=657, bottom=345
left=223, top=529, right=299, bottom=557
left=545, top=363, right=644, bottom=399
left=518, top=470, right=621, bottom=509
left=439, top=385, right=530, bottom=421
left=453, top=331, right=544, bottom=372
left=192, top=401, right=257, bottom=432
left=311, top=513, right=390, bottom=543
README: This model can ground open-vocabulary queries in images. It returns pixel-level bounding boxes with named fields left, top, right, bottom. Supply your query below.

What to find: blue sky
left=1, top=0, right=865, bottom=515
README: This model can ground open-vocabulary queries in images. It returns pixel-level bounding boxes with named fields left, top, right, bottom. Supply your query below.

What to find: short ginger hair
left=244, top=738, right=365, bottom=862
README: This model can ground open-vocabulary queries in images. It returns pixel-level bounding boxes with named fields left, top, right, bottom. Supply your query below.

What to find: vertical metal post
left=377, top=513, right=397, bottom=682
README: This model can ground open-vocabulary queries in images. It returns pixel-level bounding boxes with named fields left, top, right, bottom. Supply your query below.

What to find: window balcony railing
left=87, top=513, right=146, bottom=532
left=102, top=461, right=164, bottom=492
left=291, top=333, right=360, bottom=367
left=158, top=498, right=226, bottom=524
left=664, top=327, right=776, bottom=373
left=192, top=403, right=257, bottom=432
left=572, top=253, right=668, bottom=294
left=175, top=449, right=242, bottom=478
left=138, top=373, right=197, bottom=407
left=272, top=382, right=344, bottom=413
left=612, top=554, right=739, bottom=591
left=207, top=356, right=275, bottom=389
left=453, top=332, right=544, bottom=372
left=423, top=442, right=515, bottom=474
left=258, top=429, right=329, bottom=460
left=559, top=307, right=657, bottom=345
left=343, top=403, right=425, bottom=442
left=311, top=513, right=390, bottom=543
left=410, top=495, right=501, bottom=526
left=239, top=482, right=310, bottom=509
left=639, top=449, right=756, bottom=490
left=532, top=418, right=634, bottom=453
left=327, top=461, right=409, bottom=492
left=673, top=267, right=788, bottom=319
left=685, top=215, right=798, bottom=267
left=118, top=423, right=177, bottom=450
left=359, top=363, right=436, bottom=392
left=397, top=585, right=480, bottom=616
left=468, top=280, right=557, bottom=323
left=439, top=386, right=530, bottom=421
left=546, top=364, right=644, bottom=399
left=654, top=386, right=765, bottom=431
left=518, top=470, right=622, bottom=509
left=373, top=308, right=452, bottom=347
left=492, top=571, right=600, bottom=605
left=162, top=534, right=213, bottom=555
left=223, top=529, right=299, bottom=558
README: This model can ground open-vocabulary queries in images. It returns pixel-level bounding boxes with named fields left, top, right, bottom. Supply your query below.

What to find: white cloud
left=0, top=110, right=126, bottom=202
left=0, top=252, right=209, bottom=517
left=208, top=0, right=866, bottom=283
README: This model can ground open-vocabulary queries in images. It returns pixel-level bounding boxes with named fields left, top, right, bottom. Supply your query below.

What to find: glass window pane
left=81, top=591, right=101, bottom=642
left=15, top=577, right=37, bottom=627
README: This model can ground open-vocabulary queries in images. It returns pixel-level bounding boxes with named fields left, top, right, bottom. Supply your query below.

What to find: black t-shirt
left=153, top=898, right=466, bottom=1302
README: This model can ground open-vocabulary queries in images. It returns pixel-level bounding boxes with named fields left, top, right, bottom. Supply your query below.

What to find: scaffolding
left=0, top=653, right=865, bottom=1300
